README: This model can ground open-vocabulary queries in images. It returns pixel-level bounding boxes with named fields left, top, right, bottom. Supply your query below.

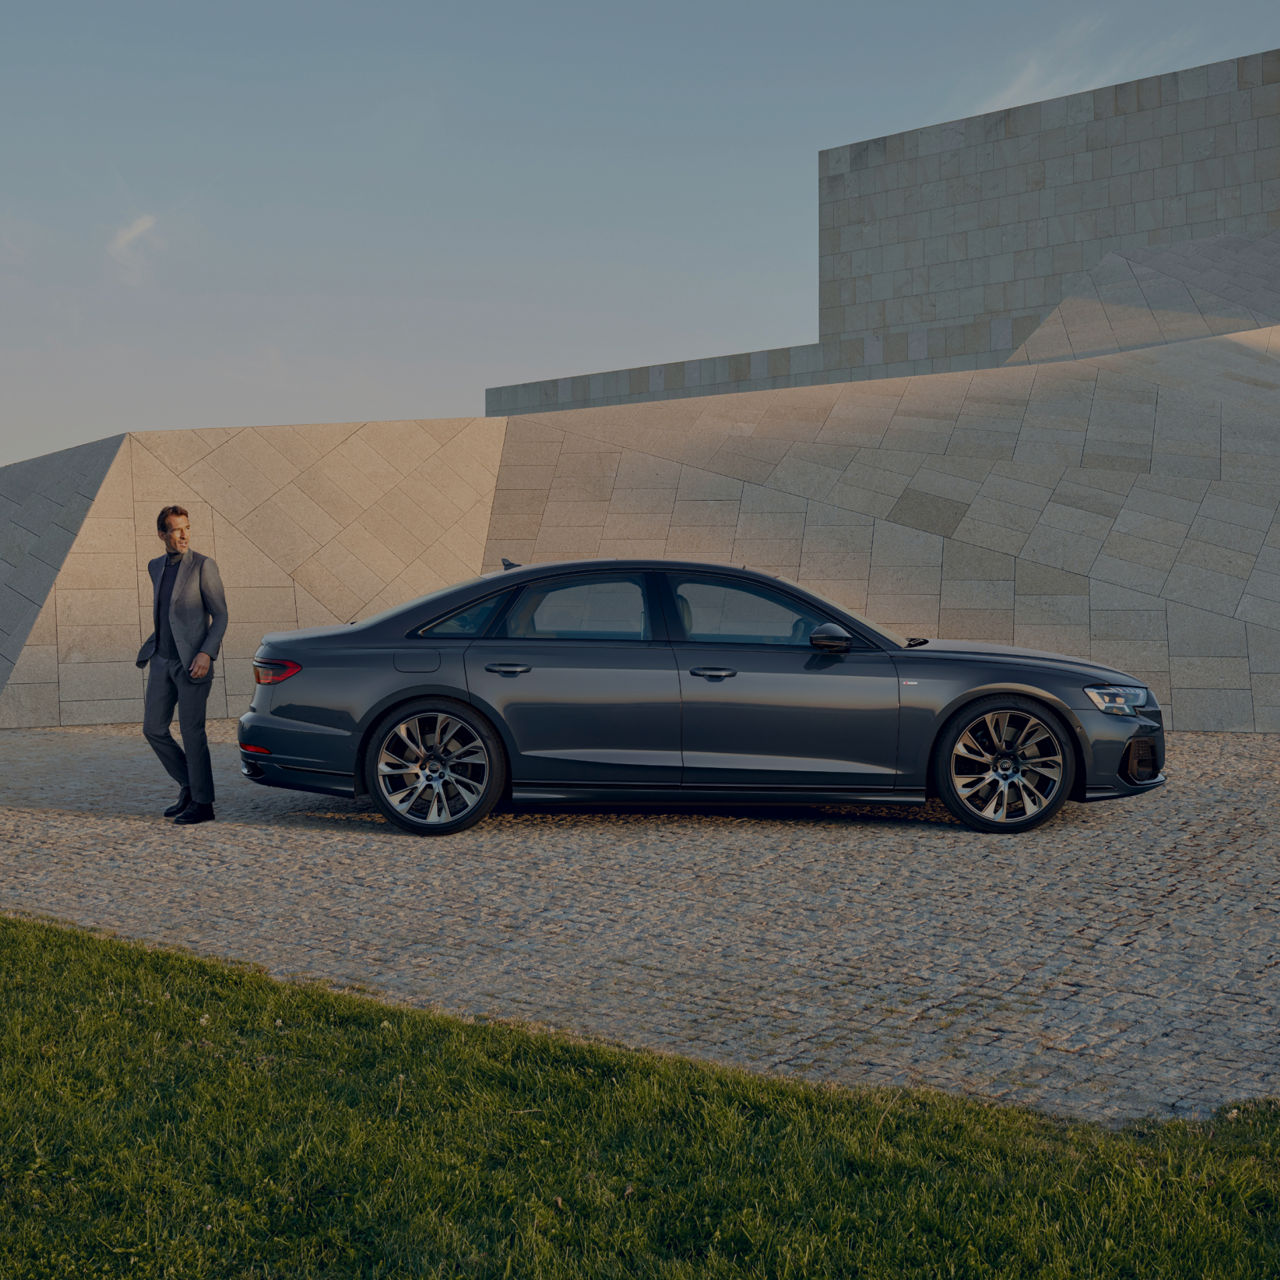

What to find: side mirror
left=810, top=622, right=855, bottom=653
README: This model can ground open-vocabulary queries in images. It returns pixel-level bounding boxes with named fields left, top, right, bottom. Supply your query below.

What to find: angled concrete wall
left=0, top=435, right=126, bottom=724
left=0, top=418, right=505, bottom=728
left=1007, top=232, right=1280, bottom=362
left=487, top=48, right=1280, bottom=414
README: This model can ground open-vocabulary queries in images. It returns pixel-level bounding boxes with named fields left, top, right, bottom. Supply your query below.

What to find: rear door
left=465, top=571, right=681, bottom=784
left=662, top=572, right=900, bottom=788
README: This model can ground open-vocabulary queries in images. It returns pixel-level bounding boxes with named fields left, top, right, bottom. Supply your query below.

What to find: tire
left=932, top=695, right=1075, bottom=833
left=362, top=698, right=506, bottom=835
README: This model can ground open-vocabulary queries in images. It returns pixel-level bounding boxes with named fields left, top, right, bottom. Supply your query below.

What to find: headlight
left=1085, top=685, right=1149, bottom=716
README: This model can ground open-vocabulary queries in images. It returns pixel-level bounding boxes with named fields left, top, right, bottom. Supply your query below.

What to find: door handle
left=484, top=663, right=531, bottom=675
left=690, top=667, right=737, bottom=680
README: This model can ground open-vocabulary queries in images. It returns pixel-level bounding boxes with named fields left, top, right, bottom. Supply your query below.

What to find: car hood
left=903, top=638, right=1142, bottom=685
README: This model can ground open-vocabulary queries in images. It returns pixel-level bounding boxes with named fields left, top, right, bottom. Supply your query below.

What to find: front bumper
left=1072, top=703, right=1166, bottom=802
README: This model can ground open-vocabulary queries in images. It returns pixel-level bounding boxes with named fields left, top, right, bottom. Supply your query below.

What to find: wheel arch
left=923, top=687, right=1089, bottom=803
left=352, top=691, right=512, bottom=801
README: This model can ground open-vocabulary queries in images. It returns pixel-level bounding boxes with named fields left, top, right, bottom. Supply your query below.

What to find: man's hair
left=157, top=505, right=189, bottom=535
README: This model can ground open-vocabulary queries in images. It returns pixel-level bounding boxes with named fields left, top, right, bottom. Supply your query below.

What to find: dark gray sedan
left=238, top=559, right=1164, bottom=835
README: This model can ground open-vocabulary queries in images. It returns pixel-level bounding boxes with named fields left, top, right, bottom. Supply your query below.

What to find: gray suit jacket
left=136, top=549, right=230, bottom=677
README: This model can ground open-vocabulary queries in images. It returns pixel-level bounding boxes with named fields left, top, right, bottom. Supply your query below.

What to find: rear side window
left=498, top=576, right=650, bottom=641
left=417, top=593, right=508, bottom=637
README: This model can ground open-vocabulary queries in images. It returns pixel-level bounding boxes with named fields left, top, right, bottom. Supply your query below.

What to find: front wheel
left=933, top=696, right=1075, bottom=833
left=363, top=699, right=506, bottom=835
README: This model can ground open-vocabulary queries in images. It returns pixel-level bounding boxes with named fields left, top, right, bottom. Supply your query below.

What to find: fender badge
left=902, top=679, right=918, bottom=685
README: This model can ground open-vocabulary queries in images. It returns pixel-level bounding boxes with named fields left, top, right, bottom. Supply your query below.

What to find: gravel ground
left=1, top=721, right=1277, bottom=1124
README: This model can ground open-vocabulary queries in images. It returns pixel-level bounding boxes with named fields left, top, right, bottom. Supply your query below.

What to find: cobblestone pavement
left=2, top=722, right=1277, bottom=1124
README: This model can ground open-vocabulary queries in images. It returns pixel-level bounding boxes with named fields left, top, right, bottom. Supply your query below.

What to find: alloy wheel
left=375, top=712, right=491, bottom=827
left=948, top=707, right=1065, bottom=826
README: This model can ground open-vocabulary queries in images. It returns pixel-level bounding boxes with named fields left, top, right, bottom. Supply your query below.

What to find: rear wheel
left=363, top=699, right=505, bottom=835
left=933, top=696, right=1075, bottom=833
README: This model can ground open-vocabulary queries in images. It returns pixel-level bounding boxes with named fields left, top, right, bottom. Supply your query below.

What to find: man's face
left=160, top=515, right=190, bottom=555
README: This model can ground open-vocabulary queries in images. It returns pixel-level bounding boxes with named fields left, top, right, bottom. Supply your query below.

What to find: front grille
left=1120, top=737, right=1159, bottom=785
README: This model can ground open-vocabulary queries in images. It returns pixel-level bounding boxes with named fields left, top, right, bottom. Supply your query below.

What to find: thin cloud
left=109, top=213, right=157, bottom=262
left=108, top=213, right=161, bottom=284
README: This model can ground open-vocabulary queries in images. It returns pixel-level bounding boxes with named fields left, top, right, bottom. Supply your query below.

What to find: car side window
left=499, top=576, right=650, bottom=642
left=669, top=577, right=839, bottom=647
left=416, top=592, right=509, bottom=638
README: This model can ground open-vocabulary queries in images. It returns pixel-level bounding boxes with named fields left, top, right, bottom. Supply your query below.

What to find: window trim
left=658, top=571, right=875, bottom=652
left=488, top=570, right=666, bottom=645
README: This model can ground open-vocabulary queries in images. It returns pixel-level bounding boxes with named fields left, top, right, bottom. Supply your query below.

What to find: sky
left=2, top=1, right=1279, bottom=468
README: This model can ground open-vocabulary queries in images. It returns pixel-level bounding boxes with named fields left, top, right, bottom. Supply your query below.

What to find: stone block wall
left=819, top=49, right=1280, bottom=372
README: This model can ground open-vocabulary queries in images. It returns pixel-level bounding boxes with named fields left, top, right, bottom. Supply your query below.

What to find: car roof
left=490, top=557, right=791, bottom=584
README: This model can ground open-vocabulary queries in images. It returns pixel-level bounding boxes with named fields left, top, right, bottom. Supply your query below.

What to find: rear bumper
left=239, top=757, right=356, bottom=798
left=238, top=709, right=358, bottom=798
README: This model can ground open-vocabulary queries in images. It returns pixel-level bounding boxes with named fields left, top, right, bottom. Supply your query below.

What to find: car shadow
left=193, top=793, right=968, bottom=834
left=490, top=797, right=967, bottom=830
left=0, top=730, right=1080, bottom=836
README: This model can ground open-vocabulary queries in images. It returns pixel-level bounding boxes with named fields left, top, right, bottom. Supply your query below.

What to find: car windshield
left=772, top=575, right=912, bottom=648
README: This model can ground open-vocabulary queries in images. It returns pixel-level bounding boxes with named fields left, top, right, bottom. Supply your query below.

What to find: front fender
left=895, top=673, right=1093, bottom=794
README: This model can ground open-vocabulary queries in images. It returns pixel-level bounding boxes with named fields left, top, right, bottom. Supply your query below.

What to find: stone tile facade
left=487, top=48, right=1280, bottom=414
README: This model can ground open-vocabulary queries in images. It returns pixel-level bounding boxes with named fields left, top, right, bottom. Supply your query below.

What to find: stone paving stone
left=2, top=723, right=1277, bottom=1126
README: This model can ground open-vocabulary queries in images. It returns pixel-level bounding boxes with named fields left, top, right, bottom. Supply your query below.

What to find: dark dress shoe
left=163, top=788, right=192, bottom=818
left=174, top=802, right=215, bottom=825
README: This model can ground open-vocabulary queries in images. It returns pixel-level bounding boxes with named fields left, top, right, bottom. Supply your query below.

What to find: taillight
left=253, top=659, right=302, bottom=685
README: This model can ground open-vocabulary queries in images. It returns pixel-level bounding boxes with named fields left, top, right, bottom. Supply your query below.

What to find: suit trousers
left=143, top=657, right=215, bottom=805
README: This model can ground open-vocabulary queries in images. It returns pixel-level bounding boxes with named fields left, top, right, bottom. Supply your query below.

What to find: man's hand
left=189, top=652, right=212, bottom=679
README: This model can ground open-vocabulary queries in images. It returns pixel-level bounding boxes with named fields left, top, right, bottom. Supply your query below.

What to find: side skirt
left=510, top=784, right=927, bottom=806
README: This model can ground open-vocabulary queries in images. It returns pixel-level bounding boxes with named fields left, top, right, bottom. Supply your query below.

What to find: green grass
left=1, top=917, right=1277, bottom=1279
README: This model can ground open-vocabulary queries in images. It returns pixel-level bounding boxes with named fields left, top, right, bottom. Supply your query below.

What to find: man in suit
left=136, top=505, right=230, bottom=825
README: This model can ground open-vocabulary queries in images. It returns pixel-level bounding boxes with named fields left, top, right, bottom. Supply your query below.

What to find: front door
left=664, top=573, right=900, bottom=788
